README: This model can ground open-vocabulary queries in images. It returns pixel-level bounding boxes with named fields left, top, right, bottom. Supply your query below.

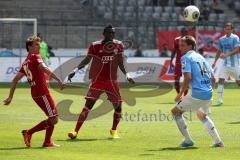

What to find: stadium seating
left=0, top=0, right=234, bottom=50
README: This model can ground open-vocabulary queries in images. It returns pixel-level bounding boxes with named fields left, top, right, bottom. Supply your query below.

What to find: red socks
left=44, top=125, right=54, bottom=144
left=27, top=119, right=50, bottom=135
left=112, top=112, right=122, bottom=130
left=74, top=107, right=90, bottom=133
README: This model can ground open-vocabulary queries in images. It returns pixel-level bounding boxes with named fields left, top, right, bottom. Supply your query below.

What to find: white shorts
left=218, top=66, right=240, bottom=80
left=176, top=95, right=212, bottom=114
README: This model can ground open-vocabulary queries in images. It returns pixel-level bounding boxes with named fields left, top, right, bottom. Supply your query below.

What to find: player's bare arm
left=212, top=50, right=222, bottom=68
left=38, top=63, right=65, bottom=90
left=220, top=47, right=239, bottom=59
left=68, top=55, right=92, bottom=82
left=175, top=72, right=191, bottom=102
left=3, top=72, right=24, bottom=105
left=118, top=55, right=135, bottom=84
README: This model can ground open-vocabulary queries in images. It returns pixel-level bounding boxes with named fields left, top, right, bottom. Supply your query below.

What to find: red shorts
left=174, top=63, right=182, bottom=78
left=86, top=80, right=122, bottom=104
left=33, top=94, right=58, bottom=117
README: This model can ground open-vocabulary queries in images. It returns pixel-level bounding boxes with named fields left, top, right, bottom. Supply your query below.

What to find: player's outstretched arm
left=175, top=72, right=191, bottom=102
left=68, top=55, right=92, bottom=82
left=118, top=55, right=135, bottom=84
left=3, top=72, right=24, bottom=105
left=38, top=63, right=65, bottom=90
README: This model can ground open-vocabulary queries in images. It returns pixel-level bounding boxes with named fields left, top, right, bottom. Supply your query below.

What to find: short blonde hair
left=181, top=35, right=196, bottom=50
left=26, top=35, right=40, bottom=51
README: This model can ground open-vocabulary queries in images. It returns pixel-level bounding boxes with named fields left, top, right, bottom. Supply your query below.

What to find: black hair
left=103, top=24, right=115, bottom=34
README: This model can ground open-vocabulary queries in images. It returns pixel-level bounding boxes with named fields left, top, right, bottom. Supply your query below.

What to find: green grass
left=0, top=85, right=240, bottom=160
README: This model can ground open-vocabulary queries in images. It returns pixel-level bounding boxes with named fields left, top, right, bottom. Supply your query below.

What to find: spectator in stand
left=212, top=0, right=224, bottom=14
left=199, top=4, right=210, bottom=21
left=135, top=45, right=144, bottom=57
left=160, top=43, right=171, bottom=57
left=48, top=46, right=55, bottom=57
left=37, top=33, right=50, bottom=65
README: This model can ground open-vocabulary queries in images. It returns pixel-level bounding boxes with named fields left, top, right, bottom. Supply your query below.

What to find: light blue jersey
left=181, top=50, right=213, bottom=100
left=216, top=33, right=240, bottom=67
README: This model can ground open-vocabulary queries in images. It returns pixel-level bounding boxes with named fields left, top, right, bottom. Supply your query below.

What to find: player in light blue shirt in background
left=212, top=22, right=240, bottom=106
left=171, top=35, right=224, bottom=148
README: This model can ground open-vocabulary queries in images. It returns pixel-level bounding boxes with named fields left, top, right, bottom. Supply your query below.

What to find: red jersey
left=88, top=39, right=124, bottom=81
left=19, top=53, right=49, bottom=98
left=173, top=36, right=183, bottom=65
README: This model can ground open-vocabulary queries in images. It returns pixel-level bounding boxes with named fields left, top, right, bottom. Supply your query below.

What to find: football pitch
left=0, top=84, right=239, bottom=160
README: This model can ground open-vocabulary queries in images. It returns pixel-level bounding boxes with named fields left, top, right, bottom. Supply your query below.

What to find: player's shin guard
left=202, top=116, right=222, bottom=144
left=112, top=111, right=122, bottom=130
left=74, top=107, right=90, bottom=133
left=174, top=115, right=192, bottom=142
left=217, top=83, right=224, bottom=103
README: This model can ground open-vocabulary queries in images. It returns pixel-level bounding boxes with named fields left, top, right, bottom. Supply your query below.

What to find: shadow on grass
left=154, top=102, right=175, bottom=105
left=139, top=153, right=155, bottom=156
left=146, top=146, right=198, bottom=151
left=57, top=138, right=113, bottom=142
left=0, top=146, right=45, bottom=150
left=227, top=121, right=240, bottom=124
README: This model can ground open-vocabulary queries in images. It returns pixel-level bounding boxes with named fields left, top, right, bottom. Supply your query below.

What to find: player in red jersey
left=170, top=28, right=189, bottom=95
left=67, top=25, right=135, bottom=139
left=3, top=35, right=65, bottom=148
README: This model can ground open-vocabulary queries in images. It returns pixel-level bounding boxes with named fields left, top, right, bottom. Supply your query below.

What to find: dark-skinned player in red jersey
left=3, top=35, right=65, bottom=148
left=170, top=28, right=189, bottom=95
left=67, top=25, right=135, bottom=139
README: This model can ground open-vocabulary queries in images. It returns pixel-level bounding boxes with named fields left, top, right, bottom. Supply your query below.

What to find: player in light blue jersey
left=213, top=22, right=240, bottom=106
left=171, top=36, right=224, bottom=148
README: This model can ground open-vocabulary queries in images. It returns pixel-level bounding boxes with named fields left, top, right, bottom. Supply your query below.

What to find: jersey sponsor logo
left=101, top=56, right=113, bottom=63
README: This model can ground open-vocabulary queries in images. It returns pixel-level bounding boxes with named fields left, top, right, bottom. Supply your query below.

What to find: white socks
left=174, top=115, right=192, bottom=142
left=217, top=83, right=224, bottom=103
left=202, top=116, right=222, bottom=144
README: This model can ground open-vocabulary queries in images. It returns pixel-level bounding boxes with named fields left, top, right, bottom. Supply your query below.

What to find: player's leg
left=196, top=110, right=223, bottom=147
left=68, top=99, right=96, bottom=139
left=106, top=80, right=122, bottom=138
left=215, top=66, right=227, bottom=106
left=110, top=102, right=122, bottom=139
left=171, top=107, right=194, bottom=147
left=42, top=95, right=59, bottom=147
left=22, top=95, right=58, bottom=147
left=216, top=78, right=225, bottom=106
left=68, top=81, right=104, bottom=139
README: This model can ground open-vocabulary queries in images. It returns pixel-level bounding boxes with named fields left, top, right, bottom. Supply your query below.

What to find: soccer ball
left=183, top=5, right=200, bottom=22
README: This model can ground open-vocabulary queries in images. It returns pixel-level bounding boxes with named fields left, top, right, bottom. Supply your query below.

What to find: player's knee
left=114, top=104, right=122, bottom=113
left=49, top=116, right=58, bottom=125
left=196, top=111, right=206, bottom=121
left=219, top=79, right=225, bottom=84
left=85, top=100, right=95, bottom=110
left=171, top=107, right=182, bottom=116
